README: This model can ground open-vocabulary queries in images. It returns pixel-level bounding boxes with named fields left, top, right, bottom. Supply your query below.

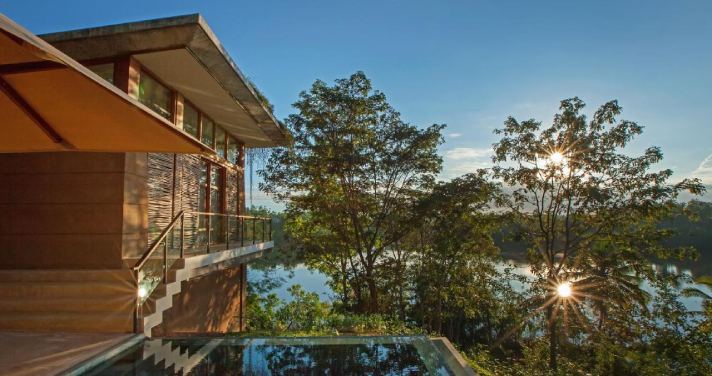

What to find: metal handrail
left=187, top=211, right=271, bottom=220
left=133, top=211, right=185, bottom=271
left=132, top=210, right=273, bottom=333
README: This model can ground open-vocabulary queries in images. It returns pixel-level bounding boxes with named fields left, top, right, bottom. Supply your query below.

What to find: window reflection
left=138, top=72, right=173, bottom=121
left=216, top=127, right=226, bottom=159
left=87, top=63, right=114, bottom=84
left=183, top=103, right=200, bottom=139
left=228, top=137, right=239, bottom=164
left=202, top=117, right=215, bottom=148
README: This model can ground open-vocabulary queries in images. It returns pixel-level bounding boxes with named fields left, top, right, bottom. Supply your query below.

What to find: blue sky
left=3, top=0, right=711, bottom=207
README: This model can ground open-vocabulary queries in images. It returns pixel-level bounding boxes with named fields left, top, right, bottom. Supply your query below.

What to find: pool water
left=80, top=336, right=459, bottom=376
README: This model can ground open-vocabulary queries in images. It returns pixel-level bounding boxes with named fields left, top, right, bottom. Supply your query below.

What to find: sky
left=3, top=0, right=711, bottom=208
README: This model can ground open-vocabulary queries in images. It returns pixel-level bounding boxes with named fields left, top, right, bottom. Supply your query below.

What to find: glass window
left=201, top=117, right=215, bottom=148
left=215, top=127, right=226, bottom=159
left=198, top=162, right=209, bottom=245
left=88, top=63, right=113, bottom=84
left=183, top=103, right=200, bottom=139
left=138, top=72, right=173, bottom=121
left=209, top=165, right=225, bottom=244
left=210, top=167, right=224, bottom=214
left=227, top=137, right=239, bottom=164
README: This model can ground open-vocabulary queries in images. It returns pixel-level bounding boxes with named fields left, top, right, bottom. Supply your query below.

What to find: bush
left=243, top=284, right=422, bottom=337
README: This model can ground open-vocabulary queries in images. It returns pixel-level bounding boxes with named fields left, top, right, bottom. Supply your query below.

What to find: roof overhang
left=41, top=14, right=288, bottom=148
left=0, top=13, right=215, bottom=155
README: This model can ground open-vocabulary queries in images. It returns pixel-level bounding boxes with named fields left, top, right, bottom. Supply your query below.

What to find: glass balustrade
left=134, top=212, right=272, bottom=324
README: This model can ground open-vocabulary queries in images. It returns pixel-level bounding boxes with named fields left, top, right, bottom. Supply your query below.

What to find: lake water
left=248, top=259, right=711, bottom=313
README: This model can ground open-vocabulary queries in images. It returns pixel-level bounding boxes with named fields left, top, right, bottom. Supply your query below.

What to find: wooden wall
left=0, top=152, right=148, bottom=268
left=150, top=264, right=246, bottom=335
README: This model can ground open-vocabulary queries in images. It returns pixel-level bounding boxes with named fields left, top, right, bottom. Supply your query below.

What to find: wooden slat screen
left=148, top=152, right=242, bottom=250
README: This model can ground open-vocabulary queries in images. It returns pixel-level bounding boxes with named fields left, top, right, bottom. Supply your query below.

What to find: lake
left=248, top=258, right=711, bottom=313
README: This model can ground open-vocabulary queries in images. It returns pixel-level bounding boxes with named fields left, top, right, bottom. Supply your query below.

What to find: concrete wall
left=151, top=264, right=246, bottom=336
left=0, top=152, right=148, bottom=269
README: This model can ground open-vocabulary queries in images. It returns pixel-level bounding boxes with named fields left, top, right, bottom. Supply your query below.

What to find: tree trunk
left=548, top=304, right=557, bottom=372
left=486, top=310, right=492, bottom=347
left=341, top=277, right=349, bottom=308
left=436, top=295, right=443, bottom=334
left=398, top=284, right=406, bottom=321
left=367, top=274, right=379, bottom=314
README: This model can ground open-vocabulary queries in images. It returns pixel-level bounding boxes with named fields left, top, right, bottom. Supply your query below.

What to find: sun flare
left=557, top=282, right=572, bottom=298
left=549, top=152, right=565, bottom=165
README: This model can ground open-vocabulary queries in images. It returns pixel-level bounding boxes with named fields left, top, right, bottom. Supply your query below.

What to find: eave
left=40, top=14, right=288, bottom=148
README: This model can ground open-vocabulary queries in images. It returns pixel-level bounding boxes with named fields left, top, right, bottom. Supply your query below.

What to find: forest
left=244, top=72, right=712, bottom=376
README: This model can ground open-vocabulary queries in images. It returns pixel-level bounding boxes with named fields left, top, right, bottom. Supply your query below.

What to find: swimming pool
left=75, top=335, right=472, bottom=375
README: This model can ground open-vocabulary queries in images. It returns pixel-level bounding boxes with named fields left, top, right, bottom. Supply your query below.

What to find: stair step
left=0, top=296, right=158, bottom=314
left=0, top=282, right=132, bottom=298
left=0, top=269, right=134, bottom=283
left=0, top=312, right=140, bottom=333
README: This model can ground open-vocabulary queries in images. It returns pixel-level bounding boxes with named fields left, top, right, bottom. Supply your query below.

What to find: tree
left=409, top=172, right=520, bottom=345
left=260, top=72, right=445, bottom=314
left=682, top=275, right=712, bottom=335
left=572, top=241, right=651, bottom=331
left=490, top=97, right=705, bottom=371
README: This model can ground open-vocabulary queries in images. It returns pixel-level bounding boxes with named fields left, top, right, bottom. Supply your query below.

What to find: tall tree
left=260, top=72, right=444, bottom=313
left=490, top=97, right=704, bottom=371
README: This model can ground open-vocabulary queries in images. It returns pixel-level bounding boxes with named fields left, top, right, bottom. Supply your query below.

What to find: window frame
left=90, top=57, right=248, bottom=167
left=182, top=99, right=201, bottom=140
left=137, top=68, right=176, bottom=123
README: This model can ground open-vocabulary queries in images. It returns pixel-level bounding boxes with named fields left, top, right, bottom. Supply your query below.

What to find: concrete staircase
left=0, top=241, right=271, bottom=336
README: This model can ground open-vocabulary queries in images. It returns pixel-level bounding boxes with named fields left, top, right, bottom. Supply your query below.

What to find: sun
left=557, top=282, right=572, bottom=298
left=549, top=152, right=565, bottom=165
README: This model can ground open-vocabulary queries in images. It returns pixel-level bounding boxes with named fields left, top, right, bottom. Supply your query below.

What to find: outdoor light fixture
left=557, top=282, right=572, bottom=298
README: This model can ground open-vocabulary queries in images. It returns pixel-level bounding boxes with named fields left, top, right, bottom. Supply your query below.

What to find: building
left=0, top=13, right=285, bottom=337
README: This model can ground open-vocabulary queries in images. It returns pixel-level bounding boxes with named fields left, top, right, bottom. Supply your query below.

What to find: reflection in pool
left=82, top=336, right=456, bottom=376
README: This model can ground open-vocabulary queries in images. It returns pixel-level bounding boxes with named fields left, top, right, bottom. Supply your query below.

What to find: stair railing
left=132, top=211, right=273, bottom=333
left=132, top=210, right=185, bottom=333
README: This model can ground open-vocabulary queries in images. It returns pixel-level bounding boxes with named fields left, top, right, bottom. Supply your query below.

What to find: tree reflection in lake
left=249, top=342, right=428, bottom=375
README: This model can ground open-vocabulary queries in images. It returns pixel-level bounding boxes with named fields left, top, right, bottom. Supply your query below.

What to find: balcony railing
left=132, top=211, right=272, bottom=333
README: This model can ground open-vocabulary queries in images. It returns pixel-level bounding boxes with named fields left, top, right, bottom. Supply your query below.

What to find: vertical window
left=88, top=63, right=114, bottom=84
left=183, top=103, right=200, bottom=139
left=210, top=165, right=225, bottom=244
left=138, top=72, right=173, bottom=121
left=227, top=137, right=238, bottom=164
left=215, top=127, right=226, bottom=159
left=210, top=166, right=224, bottom=214
left=198, top=162, right=209, bottom=245
left=198, top=160, right=226, bottom=245
left=201, top=116, right=215, bottom=148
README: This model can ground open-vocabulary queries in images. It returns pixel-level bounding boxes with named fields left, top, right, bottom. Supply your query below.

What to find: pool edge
left=58, top=333, right=146, bottom=376
left=431, top=337, right=478, bottom=376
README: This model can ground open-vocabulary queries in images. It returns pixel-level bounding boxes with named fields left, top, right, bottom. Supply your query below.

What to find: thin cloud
left=444, top=147, right=492, bottom=160
left=439, top=147, right=494, bottom=180
left=448, top=133, right=462, bottom=138
left=690, top=154, right=712, bottom=185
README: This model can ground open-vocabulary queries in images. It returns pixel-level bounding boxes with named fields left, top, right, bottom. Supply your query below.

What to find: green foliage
left=244, top=284, right=423, bottom=337
left=260, top=71, right=445, bottom=314
left=253, top=86, right=712, bottom=375
left=245, top=77, right=275, bottom=114
left=491, top=97, right=706, bottom=371
left=408, top=173, right=528, bottom=349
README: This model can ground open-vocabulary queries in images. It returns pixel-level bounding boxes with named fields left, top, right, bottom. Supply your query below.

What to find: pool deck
left=0, top=332, right=133, bottom=376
